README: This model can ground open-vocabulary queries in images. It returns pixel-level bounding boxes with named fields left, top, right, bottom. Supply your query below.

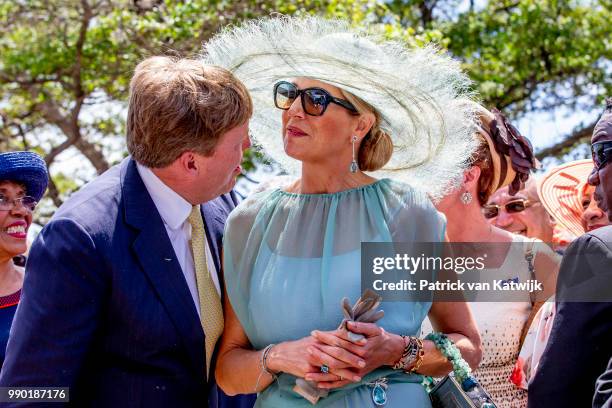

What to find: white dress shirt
left=136, top=163, right=221, bottom=318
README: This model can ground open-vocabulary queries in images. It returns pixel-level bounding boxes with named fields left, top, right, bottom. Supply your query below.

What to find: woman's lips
left=286, top=126, right=307, bottom=137
left=4, top=221, right=28, bottom=239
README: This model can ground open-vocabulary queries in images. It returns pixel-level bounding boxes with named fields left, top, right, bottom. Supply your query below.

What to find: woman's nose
left=286, top=97, right=305, bottom=118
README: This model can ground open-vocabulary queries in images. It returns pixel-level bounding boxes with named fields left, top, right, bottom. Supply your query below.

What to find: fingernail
left=353, top=376, right=361, bottom=382
left=358, top=360, right=366, bottom=368
left=305, top=375, right=314, bottom=381
left=311, top=330, right=318, bottom=336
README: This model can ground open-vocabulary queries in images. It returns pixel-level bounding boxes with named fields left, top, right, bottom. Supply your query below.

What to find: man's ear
left=177, top=151, right=198, bottom=173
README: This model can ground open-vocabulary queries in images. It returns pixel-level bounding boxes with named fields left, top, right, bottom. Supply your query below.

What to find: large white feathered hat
left=203, top=16, right=478, bottom=199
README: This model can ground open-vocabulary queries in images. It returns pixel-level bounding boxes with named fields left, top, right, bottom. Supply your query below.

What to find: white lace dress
left=422, top=235, right=535, bottom=408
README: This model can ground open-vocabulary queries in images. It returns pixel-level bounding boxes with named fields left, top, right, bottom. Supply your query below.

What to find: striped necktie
left=188, top=205, right=224, bottom=379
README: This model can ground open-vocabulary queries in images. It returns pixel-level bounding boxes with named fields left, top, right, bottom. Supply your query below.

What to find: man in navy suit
left=528, top=99, right=612, bottom=408
left=0, top=56, right=256, bottom=407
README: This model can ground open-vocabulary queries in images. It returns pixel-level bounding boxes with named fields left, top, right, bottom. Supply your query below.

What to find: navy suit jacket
left=0, top=158, right=255, bottom=407
left=528, top=226, right=612, bottom=408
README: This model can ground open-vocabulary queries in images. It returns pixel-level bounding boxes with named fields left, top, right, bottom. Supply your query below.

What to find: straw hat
left=537, top=159, right=594, bottom=237
left=203, top=16, right=478, bottom=199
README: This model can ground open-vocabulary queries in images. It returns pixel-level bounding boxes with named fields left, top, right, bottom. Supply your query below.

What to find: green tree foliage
left=0, top=0, right=610, bottom=222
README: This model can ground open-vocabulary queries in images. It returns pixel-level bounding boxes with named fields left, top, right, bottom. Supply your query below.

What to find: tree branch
left=45, top=175, right=64, bottom=209
left=535, top=121, right=596, bottom=160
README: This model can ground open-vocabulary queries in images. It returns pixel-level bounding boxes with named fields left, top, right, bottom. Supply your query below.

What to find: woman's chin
left=1, top=243, right=27, bottom=260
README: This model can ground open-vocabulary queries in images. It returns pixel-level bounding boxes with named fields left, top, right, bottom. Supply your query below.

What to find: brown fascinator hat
left=475, top=105, right=540, bottom=197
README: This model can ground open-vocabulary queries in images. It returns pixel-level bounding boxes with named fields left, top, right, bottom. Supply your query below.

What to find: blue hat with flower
left=0, top=151, right=49, bottom=202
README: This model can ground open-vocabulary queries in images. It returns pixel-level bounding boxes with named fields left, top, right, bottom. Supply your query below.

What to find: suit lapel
left=121, top=159, right=205, bottom=377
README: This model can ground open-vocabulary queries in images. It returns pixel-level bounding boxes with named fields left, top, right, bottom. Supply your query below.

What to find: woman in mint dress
left=205, top=17, right=483, bottom=407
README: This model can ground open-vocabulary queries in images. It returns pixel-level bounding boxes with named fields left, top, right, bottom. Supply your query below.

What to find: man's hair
left=126, top=56, right=253, bottom=168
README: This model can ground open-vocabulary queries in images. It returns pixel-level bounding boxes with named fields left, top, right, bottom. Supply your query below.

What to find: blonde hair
left=126, top=56, right=252, bottom=168
left=339, top=90, right=393, bottom=172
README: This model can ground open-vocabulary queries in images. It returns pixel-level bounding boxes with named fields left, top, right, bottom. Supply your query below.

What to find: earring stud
left=460, top=191, right=472, bottom=205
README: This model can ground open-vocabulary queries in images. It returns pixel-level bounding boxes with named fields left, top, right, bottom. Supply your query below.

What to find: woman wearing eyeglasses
left=430, top=105, right=560, bottom=408
left=205, top=17, right=482, bottom=407
left=0, top=151, right=48, bottom=368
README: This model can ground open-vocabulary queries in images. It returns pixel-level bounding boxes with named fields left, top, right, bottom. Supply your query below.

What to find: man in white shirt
left=0, top=56, right=255, bottom=408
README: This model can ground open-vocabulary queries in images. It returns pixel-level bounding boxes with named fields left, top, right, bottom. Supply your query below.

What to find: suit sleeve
left=0, top=217, right=108, bottom=404
left=528, top=235, right=612, bottom=408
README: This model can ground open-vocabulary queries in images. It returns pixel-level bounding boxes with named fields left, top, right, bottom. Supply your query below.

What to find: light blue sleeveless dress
left=223, top=178, right=446, bottom=407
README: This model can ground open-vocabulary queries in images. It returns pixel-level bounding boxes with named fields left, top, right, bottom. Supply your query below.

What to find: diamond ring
left=320, top=364, right=329, bottom=374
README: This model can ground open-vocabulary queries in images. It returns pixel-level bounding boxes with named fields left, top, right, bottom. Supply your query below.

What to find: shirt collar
left=136, top=163, right=192, bottom=230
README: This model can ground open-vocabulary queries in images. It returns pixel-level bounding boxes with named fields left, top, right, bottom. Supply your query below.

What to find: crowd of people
left=0, top=15, right=610, bottom=408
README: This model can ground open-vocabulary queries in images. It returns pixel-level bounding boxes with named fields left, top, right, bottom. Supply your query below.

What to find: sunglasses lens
left=506, top=201, right=527, bottom=213
left=303, top=89, right=328, bottom=116
left=482, top=206, right=498, bottom=219
left=274, top=82, right=297, bottom=109
left=593, top=143, right=612, bottom=169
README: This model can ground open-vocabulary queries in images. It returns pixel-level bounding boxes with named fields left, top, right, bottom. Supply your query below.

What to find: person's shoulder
left=384, top=179, right=435, bottom=209
left=44, top=162, right=129, bottom=245
left=567, top=226, right=612, bottom=254
left=226, top=189, right=277, bottom=228
left=383, top=179, right=442, bottom=225
left=586, top=226, right=612, bottom=251
left=54, top=162, right=123, bottom=225
left=251, top=175, right=297, bottom=194
left=205, top=191, right=240, bottom=217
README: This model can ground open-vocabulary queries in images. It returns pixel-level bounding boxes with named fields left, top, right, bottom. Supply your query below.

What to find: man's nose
left=584, top=203, right=604, bottom=221
left=588, top=168, right=600, bottom=186
left=494, top=208, right=514, bottom=227
left=243, top=136, right=252, bottom=151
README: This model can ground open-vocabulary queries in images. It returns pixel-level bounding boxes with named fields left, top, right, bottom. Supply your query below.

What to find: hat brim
left=203, top=16, right=479, bottom=199
left=537, top=159, right=593, bottom=237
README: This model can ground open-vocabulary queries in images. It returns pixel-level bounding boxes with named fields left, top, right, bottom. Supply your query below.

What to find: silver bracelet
left=254, top=344, right=277, bottom=392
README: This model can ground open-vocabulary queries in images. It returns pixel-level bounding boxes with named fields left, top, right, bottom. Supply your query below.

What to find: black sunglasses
left=592, top=141, right=612, bottom=170
left=273, top=81, right=358, bottom=116
left=482, top=199, right=534, bottom=219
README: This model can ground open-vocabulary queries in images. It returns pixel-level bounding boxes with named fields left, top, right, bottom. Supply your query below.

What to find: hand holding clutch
left=293, top=289, right=385, bottom=404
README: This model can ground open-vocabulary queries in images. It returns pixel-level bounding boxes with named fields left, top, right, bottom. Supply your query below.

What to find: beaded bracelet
left=425, top=332, right=475, bottom=390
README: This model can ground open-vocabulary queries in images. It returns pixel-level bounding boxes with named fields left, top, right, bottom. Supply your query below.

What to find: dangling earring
left=460, top=191, right=472, bottom=205
left=350, top=135, right=359, bottom=173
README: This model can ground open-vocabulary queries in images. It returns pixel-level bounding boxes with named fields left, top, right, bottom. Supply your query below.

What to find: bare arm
left=421, top=301, right=482, bottom=377
left=215, top=290, right=365, bottom=395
